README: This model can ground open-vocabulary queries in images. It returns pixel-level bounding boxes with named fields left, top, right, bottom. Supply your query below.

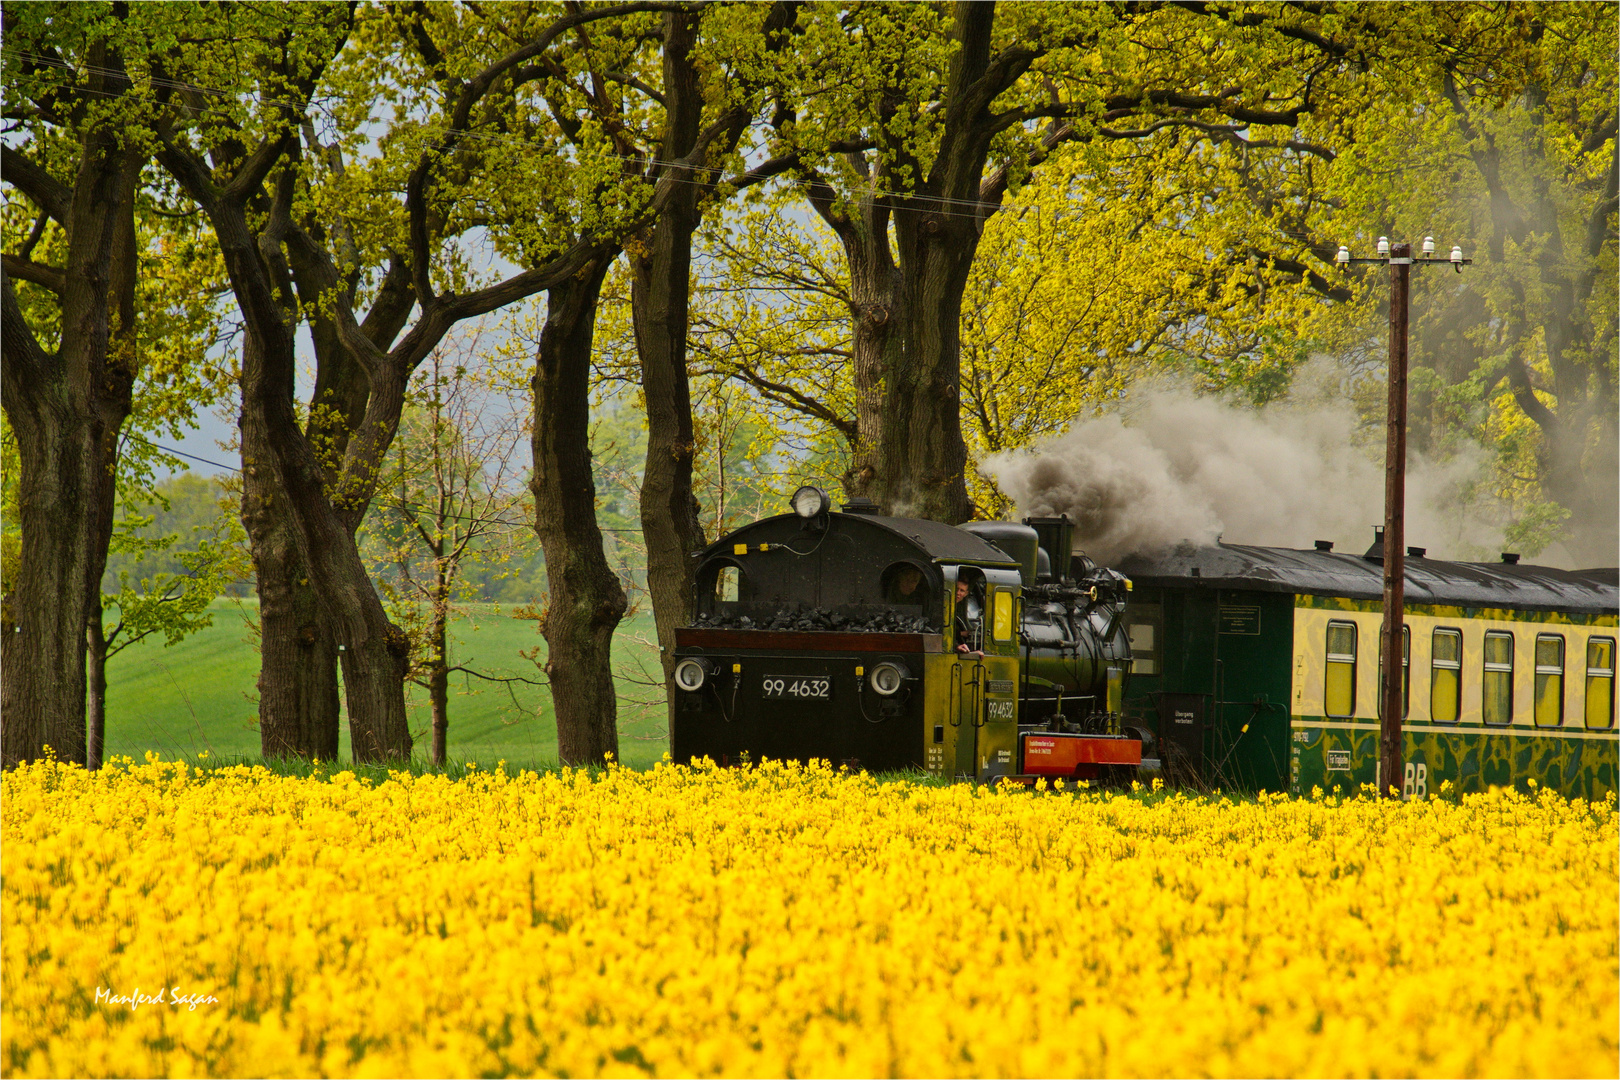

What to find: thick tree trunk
left=241, top=213, right=412, bottom=761
left=532, top=256, right=628, bottom=766
left=211, top=211, right=412, bottom=762
left=244, top=347, right=411, bottom=763
left=633, top=10, right=709, bottom=707
left=798, top=3, right=1004, bottom=526
left=241, top=418, right=341, bottom=760
left=2, top=355, right=130, bottom=770
left=884, top=209, right=979, bottom=524
left=0, top=85, right=139, bottom=768
left=805, top=188, right=905, bottom=501
left=0, top=398, right=99, bottom=767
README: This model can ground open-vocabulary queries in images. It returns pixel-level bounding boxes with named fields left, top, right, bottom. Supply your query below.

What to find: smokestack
left=1364, top=526, right=1384, bottom=561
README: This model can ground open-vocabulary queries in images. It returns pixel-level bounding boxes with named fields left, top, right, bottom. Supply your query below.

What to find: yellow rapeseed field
left=2, top=756, right=1615, bottom=1079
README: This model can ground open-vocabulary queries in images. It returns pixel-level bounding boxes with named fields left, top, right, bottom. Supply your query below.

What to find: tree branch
left=0, top=149, right=71, bottom=223
left=404, top=1, right=688, bottom=304
left=17, top=210, right=50, bottom=258
left=0, top=253, right=65, bottom=296
left=0, top=267, right=53, bottom=419
left=699, top=361, right=856, bottom=439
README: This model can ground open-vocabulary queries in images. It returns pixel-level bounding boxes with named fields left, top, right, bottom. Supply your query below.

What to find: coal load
left=689, top=607, right=935, bottom=634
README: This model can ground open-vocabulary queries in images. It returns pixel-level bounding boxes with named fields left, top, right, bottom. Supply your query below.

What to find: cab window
left=1483, top=631, right=1514, bottom=725
left=951, top=570, right=985, bottom=652
left=1431, top=629, right=1461, bottom=723
left=1325, top=621, right=1356, bottom=718
left=1587, top=638, right=1615, bottom=730
left=881, top=562, right=928, bottom=605
left=715, top=564, right=741, bottom=603
left=991, top=590, right=1014, bottom=642
left=1533, top=635, right=1564, bottom=728
left=698, top=559, right=747, bottom=608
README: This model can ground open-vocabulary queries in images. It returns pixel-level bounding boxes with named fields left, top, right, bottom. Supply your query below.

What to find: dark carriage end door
left=1157, top=692, right=1207, bottom=786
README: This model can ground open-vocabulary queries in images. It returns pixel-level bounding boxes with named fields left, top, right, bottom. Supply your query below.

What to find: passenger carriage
left=1117, top=537, right=1618, bottom=799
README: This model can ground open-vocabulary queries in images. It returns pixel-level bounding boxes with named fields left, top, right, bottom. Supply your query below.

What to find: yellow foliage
left=4, top=757, right=1615, bottom=1078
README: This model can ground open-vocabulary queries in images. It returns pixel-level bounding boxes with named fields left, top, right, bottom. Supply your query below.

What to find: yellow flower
left=3, top=757, right=1614, bottom=1078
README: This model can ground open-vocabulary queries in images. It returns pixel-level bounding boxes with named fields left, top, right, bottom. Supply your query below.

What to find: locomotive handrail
left=971, top=661, right=987, bottom=728
left=949, top=662, right=962, bottom=726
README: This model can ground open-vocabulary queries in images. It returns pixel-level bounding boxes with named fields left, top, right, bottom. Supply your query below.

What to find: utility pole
left=1336, top=237, right=1470, bottom=799
left=1380, top=243, right=1411, bottom=800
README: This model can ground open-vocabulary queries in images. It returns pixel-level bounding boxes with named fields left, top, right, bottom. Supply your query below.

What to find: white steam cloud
left=984, top=384, right=1506, bottom=566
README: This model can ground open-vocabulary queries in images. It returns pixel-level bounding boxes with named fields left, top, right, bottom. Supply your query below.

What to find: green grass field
left=103, top=600, right=673, bottom=769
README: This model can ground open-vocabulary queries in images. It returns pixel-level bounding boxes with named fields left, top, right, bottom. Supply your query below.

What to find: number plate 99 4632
left=761, top=675, right=832, bottom=700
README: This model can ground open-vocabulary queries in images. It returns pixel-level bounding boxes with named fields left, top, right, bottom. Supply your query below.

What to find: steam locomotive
left=670, top=487, right=1144, bottom=781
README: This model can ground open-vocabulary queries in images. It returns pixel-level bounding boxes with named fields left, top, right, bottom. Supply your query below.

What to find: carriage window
left=1483, top=632, right=1514, bottom=725
left=1377, top=626, right=1410, bottom=720
left=991, top=589, right=1014, bottom=642
left=1325, top=622, right=1356, bottom=718
left=1587, top=638, right=1615, bottom=730
left=1533, top=635, right=1564, bottom=728
left=714, top=564, right=741, bottom=603
left=1127, top=604, right=1162, bottom=676
left=1431, top=629, right=1461, bottom=724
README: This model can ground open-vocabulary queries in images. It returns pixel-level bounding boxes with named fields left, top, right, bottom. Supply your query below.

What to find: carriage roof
left=1116, top=542, right=1617, bottom=616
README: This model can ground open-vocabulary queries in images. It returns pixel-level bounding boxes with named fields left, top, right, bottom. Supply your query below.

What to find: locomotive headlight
left=790, top=485, right=830, bottom=518
left=868, top=661, right=910, bottom=696
left=673, top=658, right=712, bottom=692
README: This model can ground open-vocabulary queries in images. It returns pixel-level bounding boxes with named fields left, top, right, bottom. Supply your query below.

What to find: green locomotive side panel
left=919, top=653, right=1019, bottom=780
left=922, top=653, right=965, bottom=780
left=976, top=655, right=1020, bottom=780
left=1289, top=719, right=1619, bottom=801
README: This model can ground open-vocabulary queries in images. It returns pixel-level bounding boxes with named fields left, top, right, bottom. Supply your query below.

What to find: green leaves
left=100, top=475, right=251, bottom=659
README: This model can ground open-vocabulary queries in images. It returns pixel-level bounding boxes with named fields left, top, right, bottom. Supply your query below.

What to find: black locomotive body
left=670, top=491, right=1141, bottom=781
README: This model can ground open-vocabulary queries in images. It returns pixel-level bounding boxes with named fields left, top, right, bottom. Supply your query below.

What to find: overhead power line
left=1, top=47, right=1326, bottom=229
left=122, top=431, right=645, bottom=534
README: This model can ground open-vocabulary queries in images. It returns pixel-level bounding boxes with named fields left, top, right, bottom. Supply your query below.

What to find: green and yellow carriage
left=1118, top=537, right=1617, bottom=799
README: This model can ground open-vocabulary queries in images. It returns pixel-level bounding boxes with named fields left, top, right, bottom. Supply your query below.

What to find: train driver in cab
left=885, top=564, right=925, bottom=604
left=953, top=575, right=984, bottom=654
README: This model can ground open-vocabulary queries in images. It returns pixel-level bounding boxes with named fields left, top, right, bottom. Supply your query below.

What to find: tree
left=2, top=5, right=150, bottom=766
left=150, top=2, right=415, bottom=759
left=757, top=2, right=1446, bottom=524
left=379, top=0, right=728, bottom=764
left=156, top=2, right=677, bottom=761
left=364, top=336, right=535, bottom=766
left=1337, top=4, right=1616, bottom=563
left=624, top=3, right=800, bottom=705
left=681, top=139, right=1328, bottom=520
left=529, top=253, right=628, bottom=765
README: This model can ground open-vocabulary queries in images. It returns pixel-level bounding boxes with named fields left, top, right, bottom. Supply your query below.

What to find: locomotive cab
left=671, top=490, right=1140, bottom=782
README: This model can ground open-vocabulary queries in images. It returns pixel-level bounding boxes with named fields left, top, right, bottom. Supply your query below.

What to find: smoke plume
left=984, top=383, right=1507, bottom=566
